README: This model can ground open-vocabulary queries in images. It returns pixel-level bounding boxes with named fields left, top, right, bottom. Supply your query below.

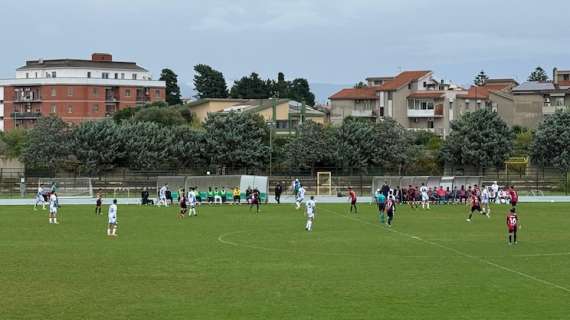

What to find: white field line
left=218, top=230, right=457, bottom=259
left=322, top=207, right=570, bottom=294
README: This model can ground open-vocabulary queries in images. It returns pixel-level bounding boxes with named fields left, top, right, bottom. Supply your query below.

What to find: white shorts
left=296, top=197, right=304, bottom=203
left=160, top=196, right=166, bottom=201
left=482, top=200, right=489, bottom=205
left=108, top=218, right=116, bottom=224
left=50, top=207, right=57, bottom=214
left=36, top=196, right=44, bottom=202
left=421, top=193, right=429, bottom=201
left=307, top=212, right=314, bottom=219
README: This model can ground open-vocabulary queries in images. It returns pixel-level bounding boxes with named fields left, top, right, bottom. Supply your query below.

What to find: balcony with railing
left=407, top=101, right=444, bottom=118
left=543, top=104, right=568, bottom=115
left=408, top=127, right=446, bottom=136
left=14, top=89, right=42, bottom=103
left=11, top=112, right=42, bottom=119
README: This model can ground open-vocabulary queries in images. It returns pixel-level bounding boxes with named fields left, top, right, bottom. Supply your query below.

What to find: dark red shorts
left=508, top=227, right=517, bottom=233
left=351, top=199, right=357, bottom=205
left=511, top=201, right=517, bottom=206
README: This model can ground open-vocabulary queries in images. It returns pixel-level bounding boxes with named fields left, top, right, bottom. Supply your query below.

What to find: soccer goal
left=38, top=177, right=93, bottom=198
left=316, top=172, right=332, bottom=195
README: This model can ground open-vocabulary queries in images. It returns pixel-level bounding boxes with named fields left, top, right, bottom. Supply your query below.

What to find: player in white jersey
left=48, top=193, right=58, bottom=224
left=158, top=184, right=168, bottom=207
left=295, top=186, right=306, bottom=210
left=187, top=188, right=198, bottom=216
left=420, top=183, right=429, bottom=210
left=481, top=186, right=491, bottom=217
left=491, top=181, right=499, bottom=203
left=305, top=196, right=316, bottom=231
left=107, top=199, right=118, bottom=237
left=34, top=186, right=46, bottom=211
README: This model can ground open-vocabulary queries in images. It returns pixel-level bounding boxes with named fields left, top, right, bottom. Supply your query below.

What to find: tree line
left=159, top=65, right=316, bottom=107
left=2, top=108, right=569, bottom=176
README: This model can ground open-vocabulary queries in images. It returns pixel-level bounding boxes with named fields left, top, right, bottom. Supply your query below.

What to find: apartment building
left=0, top=53, right=165, bottom=131
left=330, top=70, right=465, bottom=136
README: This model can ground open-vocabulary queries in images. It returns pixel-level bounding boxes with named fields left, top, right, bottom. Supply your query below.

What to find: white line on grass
left=322, top=207, right=570, bottom=294
left=218, top=230, right=456, bottom=259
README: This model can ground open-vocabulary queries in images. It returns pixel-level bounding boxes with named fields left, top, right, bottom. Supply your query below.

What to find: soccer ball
left=206, top=171, right=211, bottom=175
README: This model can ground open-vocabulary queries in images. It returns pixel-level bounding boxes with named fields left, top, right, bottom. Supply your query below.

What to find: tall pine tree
left=159, top=68, right=182, bottom=105
left=193, top=64, right=228, bottom=99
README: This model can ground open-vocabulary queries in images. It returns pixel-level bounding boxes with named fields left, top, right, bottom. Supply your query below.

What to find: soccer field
left=1, top=202, right=569, bottom=319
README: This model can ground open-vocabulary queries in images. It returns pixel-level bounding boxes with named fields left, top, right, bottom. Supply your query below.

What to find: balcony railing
left=14, top=95, right=42, bottom=103
left=351, top=110, right=374, bottom=117
left=543, top=105, right=568, bottom=115
left=408, top=127, right=446, bottom=136
left=11, top=112, right=42, bottom=119
left=105, top=95, right=119, bottom=102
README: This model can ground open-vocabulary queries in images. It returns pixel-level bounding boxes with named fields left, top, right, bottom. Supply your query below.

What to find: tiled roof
left=512, top=82, right=555, bottom=92
left=558, top=80, right=570, bottom=86
left=329, top=87, right=378, bottom=100
left=407, top=91, right=445, bottom=99
left=457, top=83, right=511, bottom=99
left=377, top=71, right=431, bottom=91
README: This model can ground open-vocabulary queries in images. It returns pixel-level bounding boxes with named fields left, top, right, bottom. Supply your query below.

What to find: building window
left=35, top=72, right=38, bottom=78
left=121, top=73, right=125, bottom=79
left=25, top=73, right=29, bottom=79
left=102, top=73, right=109, bottom=79
left=51, top=88, right=57, bottom=97
left=155, top=89, right=161, bottom=97
left=92, top=87, right=98, bottom=97
left=132, top=74, right=137, bottom=80
left=564, top=74, right=569, bottom=81
left=67, top=87, right=73, bottom=97
left=52, top=71, right=57, bottom=78
left=125, top=89, right=131, bottom=97
left=114, top=73, right=119, bottom=79
left=87, top=72, right=91, bottom=78
left=50, top=104, right=57, bottom=113
left=92, top=104, right=99, bottom=113
left=67, top=105, right=73, bottom=114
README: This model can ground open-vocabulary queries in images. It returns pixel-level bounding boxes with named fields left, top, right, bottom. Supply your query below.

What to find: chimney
left=553, top=68, right=558, bottom=84
left=92, top=53, right=112, bottom=62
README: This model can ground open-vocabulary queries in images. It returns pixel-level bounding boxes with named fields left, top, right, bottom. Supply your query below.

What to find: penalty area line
left=322, top=206, right=570, bottom=294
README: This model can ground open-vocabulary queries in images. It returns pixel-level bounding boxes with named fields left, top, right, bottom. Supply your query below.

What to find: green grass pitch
left=1, top=202, right=569, bottom=319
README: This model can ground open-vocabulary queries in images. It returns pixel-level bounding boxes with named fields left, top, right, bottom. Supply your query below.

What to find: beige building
left=330, top=70, right=466, bottom=136
left=186, top=98, right=325, bottom=134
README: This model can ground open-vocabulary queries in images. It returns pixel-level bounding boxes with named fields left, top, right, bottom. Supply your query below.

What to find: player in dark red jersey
left=385, top=197, right=395, bottom=227
left=95, top=189, right=103, bottom=215
left=407, top=185, right=418, bottom=209
left=249, top=187, right=261, bottom=213
left=347, top=187, right=357, bottom=213
left=466, top=194, right=482, bottom=222
left=509, top=185, right=518, bottom=207
left=506, top=208, right=519, bottom=245
left=178, top=189, right=187, bottom=220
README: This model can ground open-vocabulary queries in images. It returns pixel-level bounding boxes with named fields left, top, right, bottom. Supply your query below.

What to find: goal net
left=38, top=177, right=93, bottom=198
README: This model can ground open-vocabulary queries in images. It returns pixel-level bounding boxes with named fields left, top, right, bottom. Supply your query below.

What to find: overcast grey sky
left=1, top=0, right=569, bottom=100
